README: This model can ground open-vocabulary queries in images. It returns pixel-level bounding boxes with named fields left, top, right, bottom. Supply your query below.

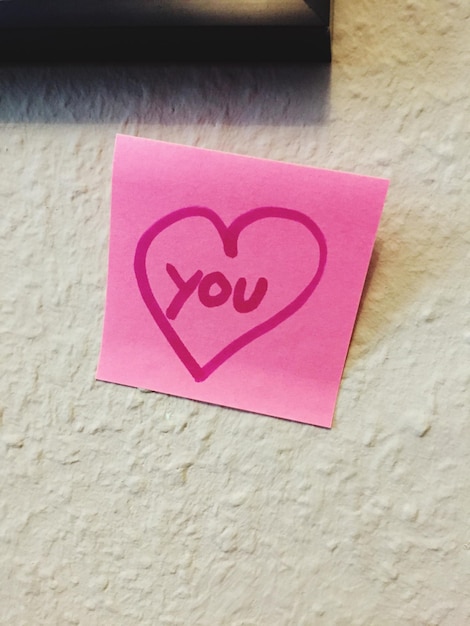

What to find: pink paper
left=97, top=135, right=389, bottom=427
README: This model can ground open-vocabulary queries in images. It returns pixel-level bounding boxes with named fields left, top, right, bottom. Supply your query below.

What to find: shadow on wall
left=0, top=63, right=330, bottom=126
left=345, top=202, right=465, bottom=370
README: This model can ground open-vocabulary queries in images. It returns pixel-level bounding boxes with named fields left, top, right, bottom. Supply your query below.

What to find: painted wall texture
left=1, top=1, right=469, bottom=624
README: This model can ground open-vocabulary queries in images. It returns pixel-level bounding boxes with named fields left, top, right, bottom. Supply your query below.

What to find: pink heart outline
left=134, top=206, right=327, bottom=382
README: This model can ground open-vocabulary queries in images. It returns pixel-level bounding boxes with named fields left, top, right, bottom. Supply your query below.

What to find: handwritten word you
left=165, top=263, right=268, bottom=320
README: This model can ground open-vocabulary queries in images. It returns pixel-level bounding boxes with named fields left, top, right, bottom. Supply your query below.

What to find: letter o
left=198, top=271, right=232, bottom=308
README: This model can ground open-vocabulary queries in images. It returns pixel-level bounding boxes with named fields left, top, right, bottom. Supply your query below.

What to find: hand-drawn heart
left=134, top=206, right=327, bottom=382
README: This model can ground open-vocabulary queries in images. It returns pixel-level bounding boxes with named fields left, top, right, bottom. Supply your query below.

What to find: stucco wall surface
left=1, top=1, right=469, bottom=624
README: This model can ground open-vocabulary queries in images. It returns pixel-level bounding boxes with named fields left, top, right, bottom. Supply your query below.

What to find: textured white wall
left=1, top=1, right=470, bottom=624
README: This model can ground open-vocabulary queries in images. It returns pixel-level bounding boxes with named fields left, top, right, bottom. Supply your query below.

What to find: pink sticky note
left=97, top=135, right=389, bottom=428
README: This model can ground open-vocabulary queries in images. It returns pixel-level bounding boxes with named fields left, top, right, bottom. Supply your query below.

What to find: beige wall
left=1, top=2, right=469, bottom=624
